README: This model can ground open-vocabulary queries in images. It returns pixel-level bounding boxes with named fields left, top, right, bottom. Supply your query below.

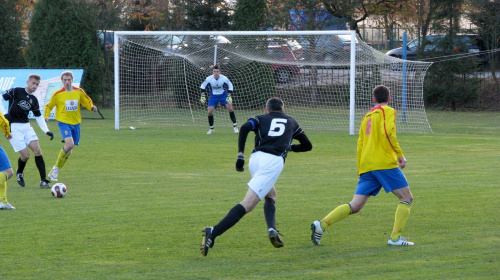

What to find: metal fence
left=359, top=27, right=415, bottom=50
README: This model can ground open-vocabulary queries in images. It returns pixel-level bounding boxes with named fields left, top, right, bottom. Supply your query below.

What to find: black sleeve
left=238, top=122, right=253, bottom=154
left=32, top=110, right=42, bottom=117
left=31, top=98, right=42, bottom=117
left=3, top=89, right=13, bottom=101
left=291, top=133, right=312, bottom=152
left=227, top=89, right=233, bottom=95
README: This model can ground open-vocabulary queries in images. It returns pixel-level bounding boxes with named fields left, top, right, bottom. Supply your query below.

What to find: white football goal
left=114, top=30, right=433, bottom=134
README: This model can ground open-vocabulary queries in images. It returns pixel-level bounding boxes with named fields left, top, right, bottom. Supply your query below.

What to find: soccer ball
left=51, top=183, right=67, bottom=198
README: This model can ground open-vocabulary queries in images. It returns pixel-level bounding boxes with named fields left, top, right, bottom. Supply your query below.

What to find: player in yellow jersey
left=44, top=71, right=98, bottom=181
left=311, top=85, right=415, bottom=246
left=0, top=112, right=15, bottom=209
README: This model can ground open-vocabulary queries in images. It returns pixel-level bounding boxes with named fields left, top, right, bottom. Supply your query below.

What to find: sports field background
left=1, top=109, right=499, bottom=279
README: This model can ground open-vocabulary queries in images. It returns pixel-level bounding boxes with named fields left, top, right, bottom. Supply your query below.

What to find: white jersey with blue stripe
left=200, top=74, right=233, bottom=96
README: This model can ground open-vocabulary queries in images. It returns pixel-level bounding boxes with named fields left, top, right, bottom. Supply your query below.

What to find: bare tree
left=321, top=0, right=404, bottom=37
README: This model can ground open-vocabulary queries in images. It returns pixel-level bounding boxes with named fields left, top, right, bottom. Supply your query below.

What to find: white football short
left=247, top=151, right=284, bottom=200
left=9, top=123, right=39, bottom=152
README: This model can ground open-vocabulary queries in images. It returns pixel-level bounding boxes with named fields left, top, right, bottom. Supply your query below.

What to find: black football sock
left=208, top=115, right=214, bottom=128
left=17, top=157, right=27, bottom=173
left=212, top=204, right=247, bottom=238
left=35, top=155, right=47, bottom=180
left=264, top=197, right=276, bottom=230
left=229, top=111, right=236, bottom=124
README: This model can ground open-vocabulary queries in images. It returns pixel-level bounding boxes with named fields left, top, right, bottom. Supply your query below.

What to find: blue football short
left=355, top=168, right=408, bottom=196
left=58, top=122, right=81, bottom=146
left=208, top=93, right=229, bottom=108
left=0, top=145, right=12, bottom=171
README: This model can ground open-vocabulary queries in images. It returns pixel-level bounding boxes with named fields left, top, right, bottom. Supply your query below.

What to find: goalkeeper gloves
left=226, top=95, right=232, bottom=104
left=46, top=131, right=54, bottom=140
left=235, top=154, right=245, bottom=172
left=200, top=94, right=206, bottom=104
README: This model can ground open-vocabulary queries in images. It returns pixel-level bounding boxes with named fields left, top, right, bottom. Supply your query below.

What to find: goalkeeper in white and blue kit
left=200, top=65, right=238, bottom=134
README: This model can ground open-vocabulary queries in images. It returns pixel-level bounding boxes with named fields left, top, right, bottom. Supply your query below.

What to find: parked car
left=386, top=34, right=488, bottom=65
left=98, top=30, right=114, bottom=49
left=177, top=35, right=231, bottom=48
left=158, top=35, right=188, bottom=56
left=267, top=44, right=301, bottom=83
left=98, top=30, right=125, bottom=51
left=267, top=38, right=303, bottom=59
left=298, top=34, right=368, bottom=65
left=208, top=35, right=231, bottom=44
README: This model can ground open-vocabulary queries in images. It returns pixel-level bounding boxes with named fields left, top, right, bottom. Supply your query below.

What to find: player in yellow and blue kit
left=311, top=85, right=415, bottom=246
left=0, top=112, right=15, bottom=209
left=43, top=71, right=98, bottom=182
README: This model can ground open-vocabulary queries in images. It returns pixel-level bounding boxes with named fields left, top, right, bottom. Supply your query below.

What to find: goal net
left=114, top=31, right=433, bottom=133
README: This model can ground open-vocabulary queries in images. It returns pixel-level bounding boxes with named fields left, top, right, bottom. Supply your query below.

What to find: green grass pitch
left=1, top=109, right=499, bottom=279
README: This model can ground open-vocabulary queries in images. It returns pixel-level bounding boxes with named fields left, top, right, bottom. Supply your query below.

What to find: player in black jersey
left=1, top=74, right=54, bottom=188
left=201, top=97, right=312, bottom=256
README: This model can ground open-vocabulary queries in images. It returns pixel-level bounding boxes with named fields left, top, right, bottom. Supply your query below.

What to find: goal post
left=114, top=30, right=432, bottom=134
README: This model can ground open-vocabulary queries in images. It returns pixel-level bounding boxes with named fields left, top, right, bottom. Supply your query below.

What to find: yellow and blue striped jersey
left=43, top=87, right=94, bottom=125
left=357, top=105, right=404, bottom=175
left=0, top=113, right=11, bottom=136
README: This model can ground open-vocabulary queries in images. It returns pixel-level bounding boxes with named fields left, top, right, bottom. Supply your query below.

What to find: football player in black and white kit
left=201, top=97, right=312, bottom=256
left=200, top=65, right=238, bottom=134
left=1, top=74, right=54, bottom=188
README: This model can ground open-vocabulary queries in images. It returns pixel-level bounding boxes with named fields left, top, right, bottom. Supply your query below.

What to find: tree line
left=0, top=0, right=498, bottom=109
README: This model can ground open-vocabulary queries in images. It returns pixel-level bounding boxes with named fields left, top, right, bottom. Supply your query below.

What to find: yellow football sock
left=321, top=203, right=352, bottom=229
left=0, top=171, right=8, bottom=203
left=390, top=201, right=411, bottom=241
left=55, top=149, right=71, bottom=169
